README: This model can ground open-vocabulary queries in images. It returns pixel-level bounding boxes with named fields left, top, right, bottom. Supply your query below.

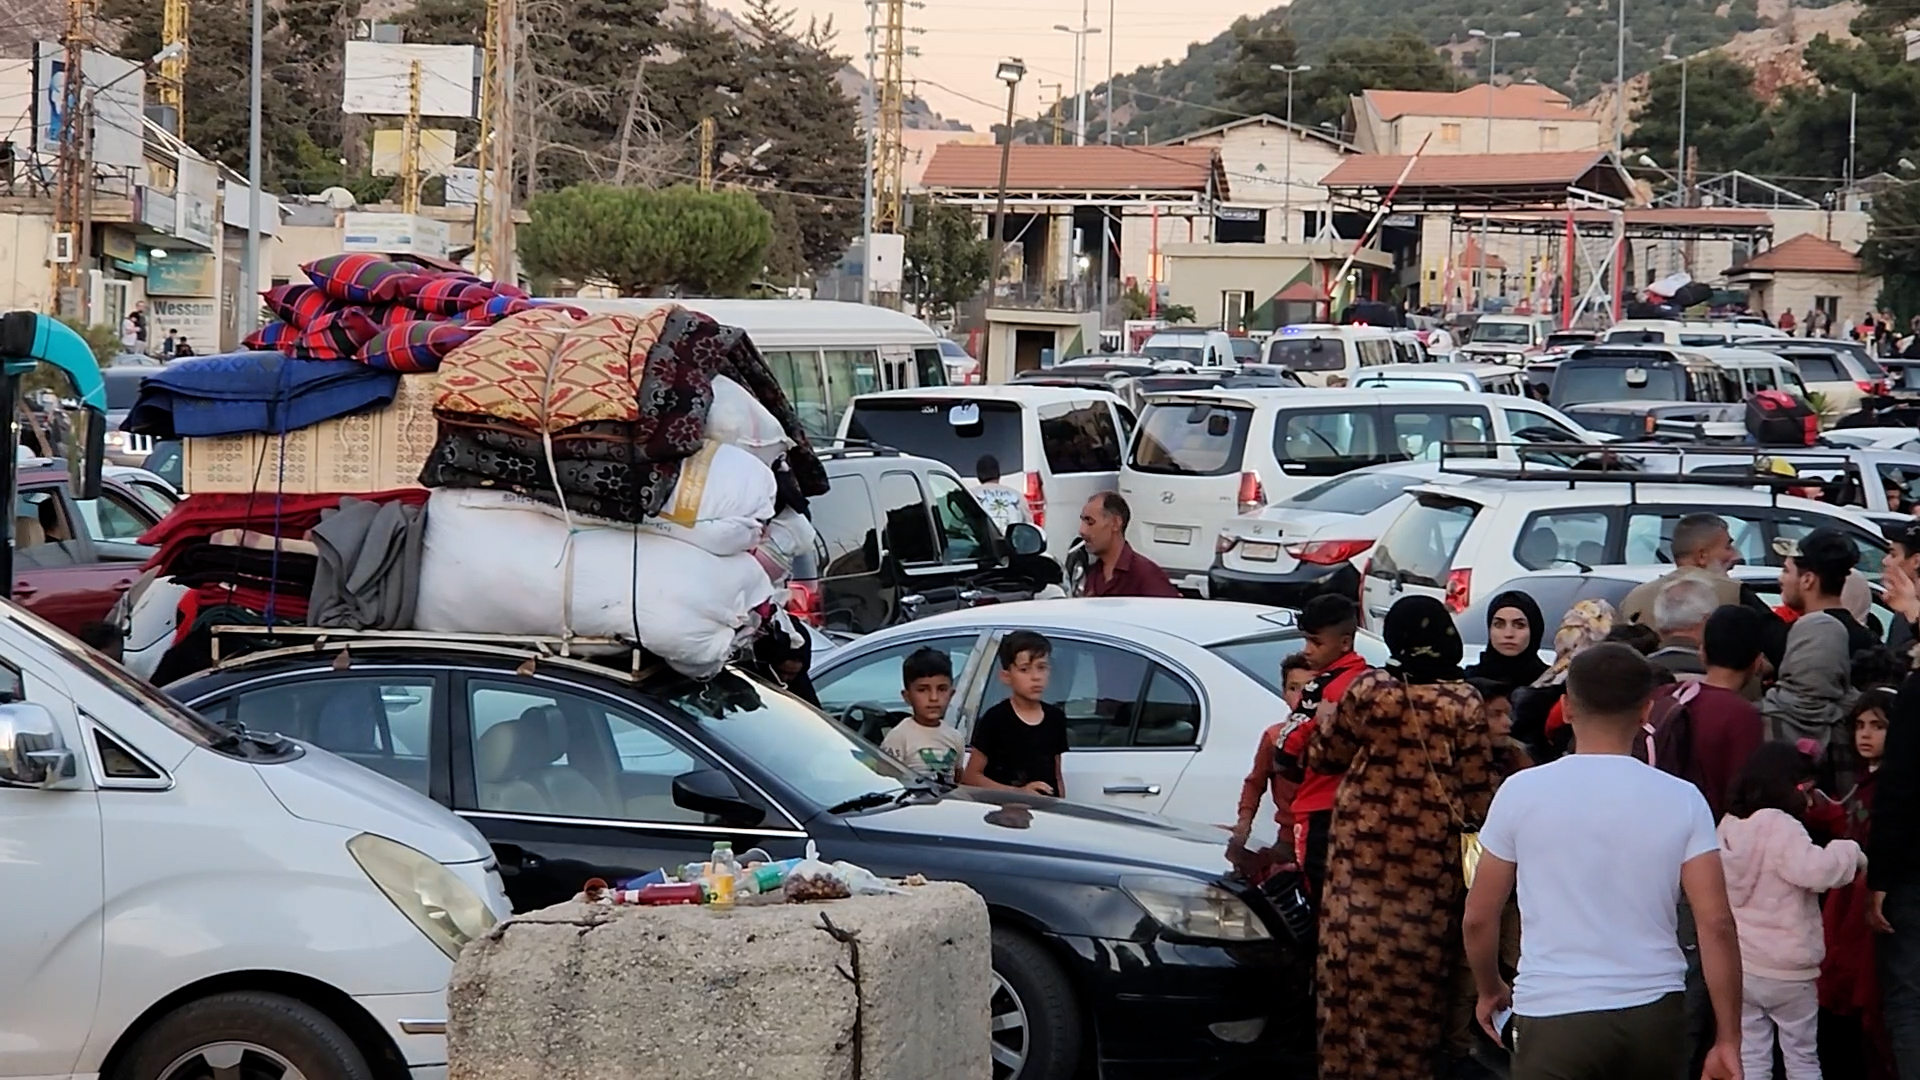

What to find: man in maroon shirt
left=1656, top=603, right=1768, bottom=820
left=1075, top=492, right=1181, bottom=598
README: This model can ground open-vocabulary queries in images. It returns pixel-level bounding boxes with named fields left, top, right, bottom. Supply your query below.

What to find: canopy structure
left=920, top=144, right=1228, bottom=208
left=1320, top=150, right=1636, bottom=214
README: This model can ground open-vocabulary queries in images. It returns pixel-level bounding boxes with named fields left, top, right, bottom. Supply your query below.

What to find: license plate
left=1152, top=525, right=1194, bottom=545
left=1239, top=542, right=1280, bottom=562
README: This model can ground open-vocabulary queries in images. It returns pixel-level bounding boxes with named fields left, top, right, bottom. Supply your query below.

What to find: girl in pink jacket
left=1719, top=742, right=1868, bottom=1080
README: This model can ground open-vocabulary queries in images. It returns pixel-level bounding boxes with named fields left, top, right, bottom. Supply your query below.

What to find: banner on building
left=342, top=212, right=449, bottom=257
left=149, top=297, right=220, bottom=353
left=176, top=156, right=219, bottom=249
left=147, top=253, right=218, bottom=297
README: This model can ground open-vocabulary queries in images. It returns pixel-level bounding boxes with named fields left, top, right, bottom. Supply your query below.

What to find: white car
left=0, top=599, right=511, bottom=1080
left=839, top=385, right=1129, bottom=560
left=1361, top=466, right=1892, bottom=626
left=1210, top=462, right=1443, bottom=608
left=1822, top=427, right=1920, bottom=454
left=808, top=597, right=1389, bottom=835
left=1120, top=388, right=1602, bottom=591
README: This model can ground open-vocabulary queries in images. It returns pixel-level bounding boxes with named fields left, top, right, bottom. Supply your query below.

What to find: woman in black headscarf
left=1306, top=595, right=1498, bottom=1080
left=1463, top=589, right=1547, bottom=688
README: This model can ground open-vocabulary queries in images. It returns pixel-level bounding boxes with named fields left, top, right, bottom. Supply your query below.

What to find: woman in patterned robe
left=1306, top=594, right=1498, bottom=1080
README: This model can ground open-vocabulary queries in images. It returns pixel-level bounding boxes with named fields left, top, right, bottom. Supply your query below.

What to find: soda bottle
left=709, top=841, right=739, bottom=906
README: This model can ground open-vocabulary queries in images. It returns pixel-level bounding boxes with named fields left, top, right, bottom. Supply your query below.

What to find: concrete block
left=448, top=882, right=991, bottom=1080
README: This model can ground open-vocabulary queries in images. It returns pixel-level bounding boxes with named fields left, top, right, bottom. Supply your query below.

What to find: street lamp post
left=1052, top=8, right=1101, bottom=146
left=1468, top=29, right=1520, bottom=310
left=986, top=58, right=1026, bottom=329
left=1664, top=52, right=1689, bottom=206
left=1269, top=63, right=1311, bottom=244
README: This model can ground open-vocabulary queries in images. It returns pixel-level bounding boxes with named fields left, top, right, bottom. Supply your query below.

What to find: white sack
left=754, top=507, right=821, bottom=584
left=707, top=375, right=793, bottom=466
left=446, top=442, right=776, bottom=557
left=122, top=574, right=191, bottom=681
left=414, top=490, right=776, bottom=678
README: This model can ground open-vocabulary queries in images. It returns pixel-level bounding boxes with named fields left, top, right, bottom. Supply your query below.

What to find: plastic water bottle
left=709, top=841, right=739, bottom=906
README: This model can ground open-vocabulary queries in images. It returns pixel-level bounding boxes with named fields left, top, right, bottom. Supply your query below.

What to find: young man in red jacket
left=1277, top=594, right=1369, bottom=903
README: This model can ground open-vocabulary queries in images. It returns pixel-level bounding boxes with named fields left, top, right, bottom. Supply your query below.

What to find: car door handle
left=1103, top=784, right=1162, bottom=796
left=11, top=583, right=34, bottom=598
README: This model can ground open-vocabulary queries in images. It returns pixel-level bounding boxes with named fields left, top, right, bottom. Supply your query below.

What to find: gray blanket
left=307, top=497, right=426, bottom=630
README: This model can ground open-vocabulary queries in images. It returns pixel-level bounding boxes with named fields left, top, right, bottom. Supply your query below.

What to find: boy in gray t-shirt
left=880, top=647, right=965, bottom=782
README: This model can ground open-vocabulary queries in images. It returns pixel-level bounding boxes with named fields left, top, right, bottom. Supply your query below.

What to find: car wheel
left=113, top=991, right=376, bottom=1080
left=991, top=925, right=1081, bottom=1080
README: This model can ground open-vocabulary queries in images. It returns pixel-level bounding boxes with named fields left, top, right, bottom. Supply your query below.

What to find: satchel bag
left=1404, top=683, right=1484, bottom=888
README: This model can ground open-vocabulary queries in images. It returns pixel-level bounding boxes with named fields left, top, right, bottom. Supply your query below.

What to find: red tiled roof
left=1459, top=238, right=1507, bottom=271
left=1322, top=150, right=1614, bottom=190
left=920, top=144, right=1224, bottom=194
left=1732, top=233, right=1863, bottom=274
left=1364, top=84, right=1583, bottom=122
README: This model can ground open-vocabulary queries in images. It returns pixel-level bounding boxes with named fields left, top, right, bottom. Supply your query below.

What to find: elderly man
left=1622, top=514, right=1751, bottom=626
left=1648, top=577, right=1718, bottom=679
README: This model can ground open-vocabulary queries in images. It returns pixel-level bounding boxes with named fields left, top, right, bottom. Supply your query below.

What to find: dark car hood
left=842, top=788, right=1235, bottom=879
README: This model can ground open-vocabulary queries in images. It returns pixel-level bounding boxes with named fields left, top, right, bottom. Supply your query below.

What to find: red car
left=12, top=465, right=170, bottom=635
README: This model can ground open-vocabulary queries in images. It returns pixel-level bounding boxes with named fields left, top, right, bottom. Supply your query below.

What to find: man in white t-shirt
left=1464, top=642, right=1744, bottom=1080
left=972, top=454, right=1028, bottom=536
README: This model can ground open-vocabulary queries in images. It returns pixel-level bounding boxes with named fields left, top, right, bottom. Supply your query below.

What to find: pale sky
left=743, top=0, right=1274, bottom=131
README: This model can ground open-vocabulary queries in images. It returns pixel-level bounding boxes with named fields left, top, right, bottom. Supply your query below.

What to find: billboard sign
left=342, top=43, right=477, bottom=118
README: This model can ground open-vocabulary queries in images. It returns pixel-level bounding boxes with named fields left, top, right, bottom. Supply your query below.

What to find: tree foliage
left=517, top=183, right=773, bottom=296
left=1628, top=54, right=1769, bottom=178
left=1218, top=28, right=1459, bottom=134
left=904, top=198, right=991, bottom=321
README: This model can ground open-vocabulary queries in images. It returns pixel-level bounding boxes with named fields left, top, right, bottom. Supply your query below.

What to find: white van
left=839, top=385, right=1131, bottom=559
left=1603, top=319, right=1790, bottom=348
left=1141, top=329, right=1238, bottom=368
left=1696, top=346, right=1814, bottom=399
left=1118, top=388, right=1602, bottom=590
left=564, top=298, right=949, bottom=440
left=0, top=601, right=510, bottom=1080
left=1261, top=324, right=1397, bottom=387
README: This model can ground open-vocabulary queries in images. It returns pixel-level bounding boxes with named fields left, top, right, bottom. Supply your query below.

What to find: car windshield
left=660, top=670, right=911, bottom=809
left=845, top=400, right=1023, bottom=474
left=1265, top=336, right=1347, bottom=371
left=1473, top=322, right=1533, bottom=345
left=1553, top=364, right=1686, bottom=406
left=1142, top=344, right=1205, bottom=365
left=1275, top=470, right=1426, bottom=515
left=1563, top=409, right=1649, bottom=439
left=103, top=372, right=148, bottom=411
left=1211, top=630, right=1391, bottom=693
left=11, top=608, right=238, bottom=748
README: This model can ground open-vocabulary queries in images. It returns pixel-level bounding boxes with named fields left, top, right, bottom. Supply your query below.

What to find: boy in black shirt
left=961, top=630, right=1069, bottom=797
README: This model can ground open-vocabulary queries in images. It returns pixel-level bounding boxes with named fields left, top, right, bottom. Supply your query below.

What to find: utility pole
left=698, top=117, right=716, bottom=191
left=1039, top=82, right=1064, bottom=144
left=1613, top=0, right=1626, bottom=154
left=475, top=0, right=517, bottom=279
left=872, top=0, right=916, bottom=233
left=242, top=0, right=262, bottom=334
left=1098, top=0, right=1114, bottom=338
left=986, top=59, right=1026, bottom=322
left=52, top=0, right=95, bottom=318
left=400, top=61, right=423, bottom=213
left=160, top=0, right=189, bottom=133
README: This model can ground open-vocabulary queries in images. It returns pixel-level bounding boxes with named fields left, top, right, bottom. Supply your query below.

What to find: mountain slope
left=1093, top=0, right=1839, bottom=143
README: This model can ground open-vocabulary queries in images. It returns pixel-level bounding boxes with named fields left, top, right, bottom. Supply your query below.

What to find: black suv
left=802, top=445, right=1057, bottom=633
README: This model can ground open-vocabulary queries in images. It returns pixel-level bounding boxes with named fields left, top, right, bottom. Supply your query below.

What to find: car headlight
left=1120, top=875, right=1271, bottom=942
left=349, top=833, right=499, bottom=960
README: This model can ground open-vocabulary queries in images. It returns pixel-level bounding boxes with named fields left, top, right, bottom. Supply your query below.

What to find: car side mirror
left=1004, top=522, right=1046, bottom=557
left=671, top=768, right=766, bottom=827
left=0, top=703, right=76, bottom=788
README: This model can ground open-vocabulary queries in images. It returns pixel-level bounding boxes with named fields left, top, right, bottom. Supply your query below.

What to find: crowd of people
left=1225, top=511, right=1920, bottom=1079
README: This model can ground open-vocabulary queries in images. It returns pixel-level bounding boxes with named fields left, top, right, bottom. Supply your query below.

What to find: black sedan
left=168, top=639, right=1314, bottom=1080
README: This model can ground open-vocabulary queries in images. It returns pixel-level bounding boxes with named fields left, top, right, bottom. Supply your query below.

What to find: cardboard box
left=182, top=374, right=437, bottom=494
